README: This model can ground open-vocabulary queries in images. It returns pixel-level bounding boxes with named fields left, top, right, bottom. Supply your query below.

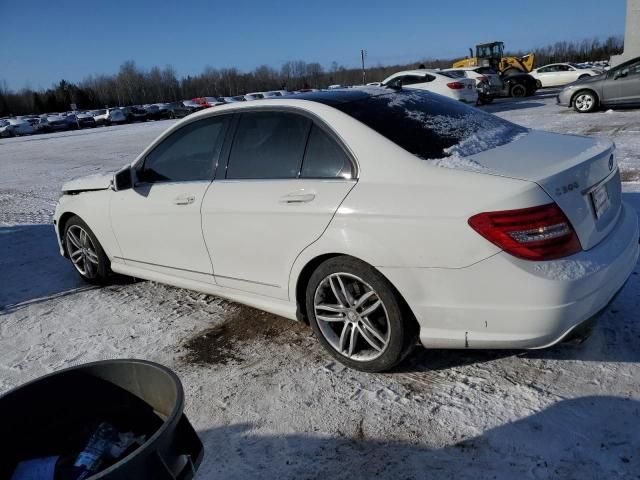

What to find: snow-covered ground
left=1, top=93, right=640, bottom=479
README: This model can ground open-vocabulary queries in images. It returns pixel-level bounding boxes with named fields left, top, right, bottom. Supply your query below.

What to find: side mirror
left=113, top=165, right=133, bottom=191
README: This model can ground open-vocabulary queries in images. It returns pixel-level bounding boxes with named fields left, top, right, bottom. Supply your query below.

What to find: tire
left=578, top=74, right=591, bottom=80
left=63, top=215, right=111, bottom=284
left=535, top=79, right=542, bottom=89
left=305, top=256, right=417, bottom=372
left=572, top=90, right=598, bottom=113
left=510, top=83, right=527, bottom=98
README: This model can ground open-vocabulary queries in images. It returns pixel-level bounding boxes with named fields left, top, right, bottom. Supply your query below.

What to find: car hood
left=62, top=172, right=113, bottom=193
left=569, top=72, right=606, bottom=86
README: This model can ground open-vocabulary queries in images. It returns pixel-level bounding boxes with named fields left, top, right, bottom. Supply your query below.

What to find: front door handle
left=174, top=195, right=196, bottom=205
left=279, top=192, right=316, bottom=204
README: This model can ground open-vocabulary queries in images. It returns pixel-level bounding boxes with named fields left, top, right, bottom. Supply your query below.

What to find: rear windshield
left=333, top=89, right=527, bottom=161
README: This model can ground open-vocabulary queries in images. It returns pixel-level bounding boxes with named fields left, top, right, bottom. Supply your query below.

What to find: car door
left=110, top=116, right=230, bottom=282
left=556, top=65, right=577, bottom=85
left=604, top=58, right=640, bottom=105
left=201, top=110, right=357, bottom=299
left=534, top=66, right=552, bottom=86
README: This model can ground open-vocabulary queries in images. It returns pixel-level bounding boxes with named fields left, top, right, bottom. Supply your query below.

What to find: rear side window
left=226, top=112, right=311, bottom=179
left=301, top=126, right=353, bottom=179
left=333, top=89, right=527, bottom=160
left=140, top=117, right=228, bottom=183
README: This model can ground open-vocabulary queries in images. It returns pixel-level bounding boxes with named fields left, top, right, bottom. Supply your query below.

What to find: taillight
left=468, top=203, right=582, bottom=261
left=447, top=82, right=466, bottom=90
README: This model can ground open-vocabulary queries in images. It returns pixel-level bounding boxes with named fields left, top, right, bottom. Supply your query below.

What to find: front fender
left=54, top=190, right=122, bottom=260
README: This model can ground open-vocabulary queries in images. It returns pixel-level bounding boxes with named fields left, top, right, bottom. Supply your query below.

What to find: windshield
left=333, top=89, right=528, bottom=161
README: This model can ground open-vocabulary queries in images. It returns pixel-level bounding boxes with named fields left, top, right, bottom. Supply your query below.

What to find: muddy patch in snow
left=182, top=305, right=310, bottom=366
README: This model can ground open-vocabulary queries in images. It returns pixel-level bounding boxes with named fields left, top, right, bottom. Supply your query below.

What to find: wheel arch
left=294, top=253, right=419, bottom=335
left=57, top=211, right=80, bottom=257
left=570, top=88, right=599, bottom=107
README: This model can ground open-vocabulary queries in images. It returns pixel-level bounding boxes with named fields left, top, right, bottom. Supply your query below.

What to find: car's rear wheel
left=510, top=84, right=527, bottom=97
left=578, top=74, right=591, bottom=79
left=63, top=216, right=110, bottom=283
left=535, top=79, right=542, bottom=89
left=573, top=90, right=598, bottom=113
left=306, top=256, right=416, bottom=372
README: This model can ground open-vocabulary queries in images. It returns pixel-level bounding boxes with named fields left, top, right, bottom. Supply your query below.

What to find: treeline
left=0, top=35, right=623, bottom=116
left=509, top=35, right=624, bottom=66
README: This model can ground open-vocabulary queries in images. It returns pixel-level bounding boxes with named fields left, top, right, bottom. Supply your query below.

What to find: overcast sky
left=0, top=0, right=626, bottom=90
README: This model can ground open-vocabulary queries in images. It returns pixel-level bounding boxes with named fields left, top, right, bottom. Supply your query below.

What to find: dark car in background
left=162, top=102, right=191, bottom=119
left=143, top=104, right=162, bottom=120
left=501, top=70, right=538, bottom=97
left=120, top=106, right=148, bottom=123
left=557, top=56, right=640, bottom=113
left=182, top=99, right=206, bottom=113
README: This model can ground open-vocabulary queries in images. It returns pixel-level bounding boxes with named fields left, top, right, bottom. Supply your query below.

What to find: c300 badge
left=555, top=181, right=579, bottom=196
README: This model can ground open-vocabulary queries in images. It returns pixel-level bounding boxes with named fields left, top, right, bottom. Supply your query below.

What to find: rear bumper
left=380, top=202, right=639, bottom=349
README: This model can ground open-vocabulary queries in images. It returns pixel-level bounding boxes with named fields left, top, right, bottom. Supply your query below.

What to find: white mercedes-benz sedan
left=54, top=87, right=639, bottom=372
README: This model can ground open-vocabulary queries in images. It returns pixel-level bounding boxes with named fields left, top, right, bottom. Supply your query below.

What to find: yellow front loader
left=453, top=42, right=535, bottom=73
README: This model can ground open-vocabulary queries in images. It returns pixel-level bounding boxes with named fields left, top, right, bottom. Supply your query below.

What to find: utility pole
left=361, top=49, right=367, bottom=85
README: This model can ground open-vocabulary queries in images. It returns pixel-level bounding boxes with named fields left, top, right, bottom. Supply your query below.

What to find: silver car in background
left=558, top=56, right=640, bottom=113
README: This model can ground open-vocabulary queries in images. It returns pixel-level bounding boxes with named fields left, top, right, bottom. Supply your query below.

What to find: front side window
left=619, top=59, right=640, bottom=76
left=139, top=117, right=228, bottom=183
left=226, top=111, right=311, bottom=179
left=301, top=125, right=353, bottom=179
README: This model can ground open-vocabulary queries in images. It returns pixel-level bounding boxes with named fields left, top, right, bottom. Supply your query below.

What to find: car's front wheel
left=573, top=90, right=598, bottom=113
left=306, top=256, right=416, bottom=372
left=63, top=216, right=110, bottom=283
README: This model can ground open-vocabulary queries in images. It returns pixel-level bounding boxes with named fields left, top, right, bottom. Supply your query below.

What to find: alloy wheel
left=65, top=225, right=100, bottom=279
left=575, top=94, right=594, bottom=112
left=313, top=273, right=391, bottom=361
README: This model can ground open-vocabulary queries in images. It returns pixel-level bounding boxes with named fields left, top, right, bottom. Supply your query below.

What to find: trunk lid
left=470, top=130, right=620, bottom=251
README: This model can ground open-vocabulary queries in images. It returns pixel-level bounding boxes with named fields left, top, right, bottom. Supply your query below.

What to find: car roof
left=442, top=67, right=477, bottom=71
left=391, top=69, right=443, bottom=76
left=276, top=87, right=388, bottom=106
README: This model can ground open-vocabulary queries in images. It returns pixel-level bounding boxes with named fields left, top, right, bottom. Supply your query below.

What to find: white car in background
left=442, top=67, right=503, bottom=94
left=5, top=118, right=36, bottom=136
left=244, top=92, right=265, bottom=101
left=530, top=63, right=601, bottom=88
left=382, top=69, right=477, bottom=103
left=53, top=88, right=637, bottom=372
left=92, top=108, right=126, bottom=126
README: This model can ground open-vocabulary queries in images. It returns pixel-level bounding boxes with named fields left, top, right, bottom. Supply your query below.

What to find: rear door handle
left=279, top=192, right=316, bottom=204
left=174, top=195, right=196, bottom=205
